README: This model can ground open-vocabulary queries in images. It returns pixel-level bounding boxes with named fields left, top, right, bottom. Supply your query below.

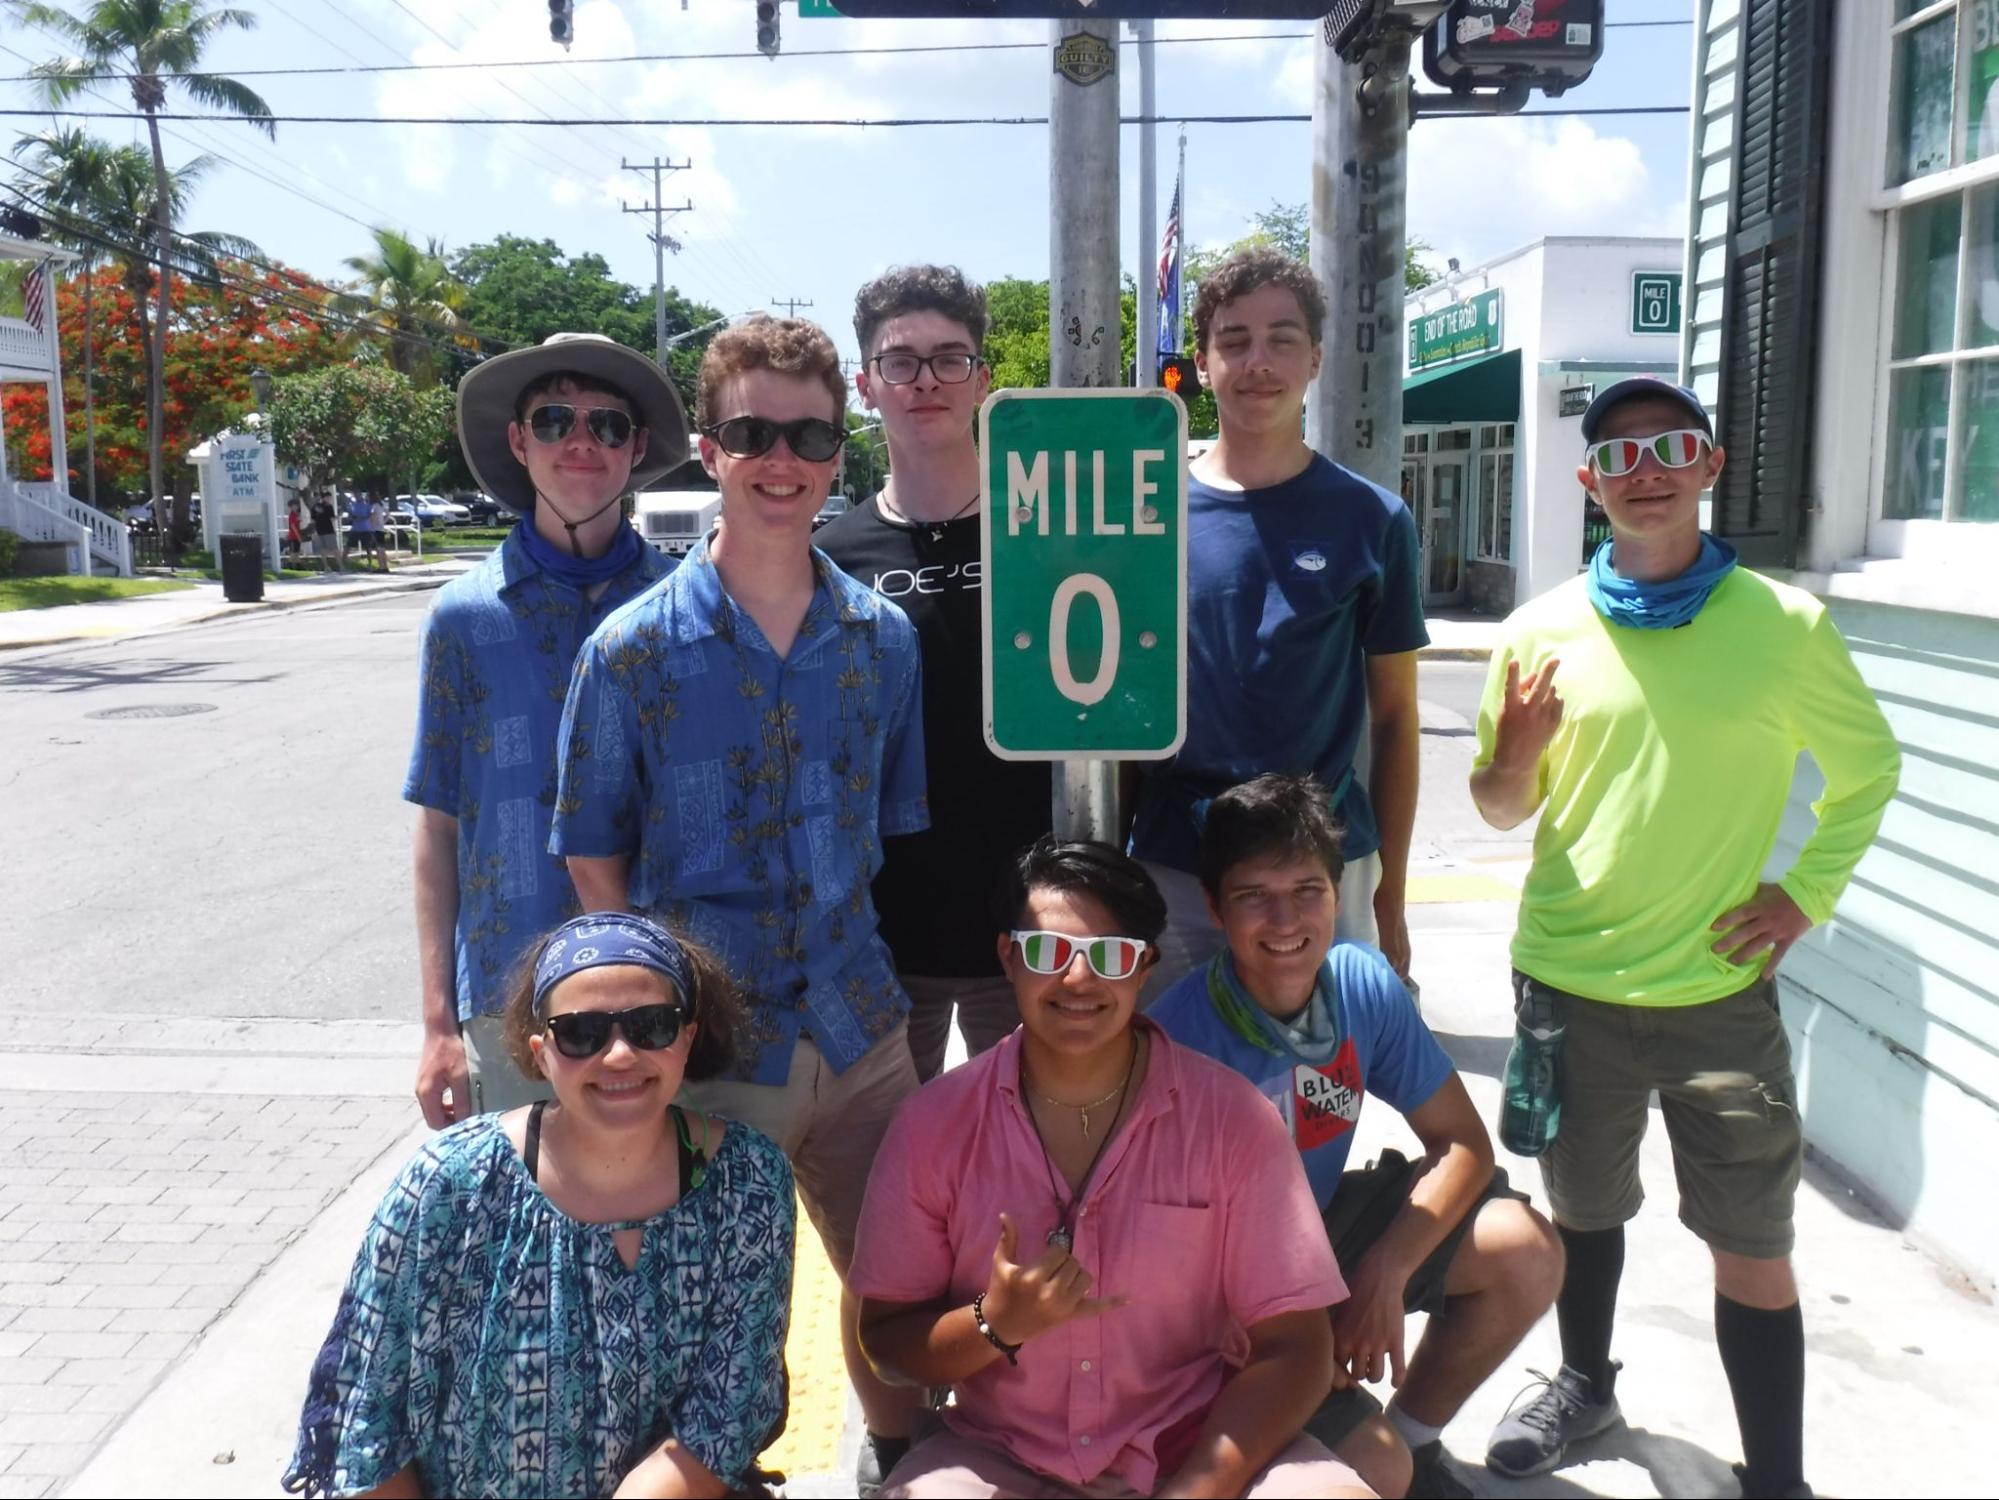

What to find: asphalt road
left=0, top=599, right=1517, bottom=1028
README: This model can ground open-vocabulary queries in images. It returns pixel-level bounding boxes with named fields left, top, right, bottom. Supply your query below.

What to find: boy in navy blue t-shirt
left=1132, top=248, right=1428, bottom=995
left=1151, top=774, right=1562, bottom=1499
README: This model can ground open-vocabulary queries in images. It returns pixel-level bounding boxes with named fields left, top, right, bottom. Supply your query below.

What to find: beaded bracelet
left=971, top=1292, right=1022, bottom=1366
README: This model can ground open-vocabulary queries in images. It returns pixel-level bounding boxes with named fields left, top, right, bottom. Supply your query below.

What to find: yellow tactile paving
left=1405, top=871, right=1521, bottom=904
left=758, top=1193, right=850, bottom=1480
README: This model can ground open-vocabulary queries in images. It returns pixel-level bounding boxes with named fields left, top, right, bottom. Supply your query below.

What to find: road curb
left=1418, top=645, right=1494, bottom=662
left=0, top=573, right=452, bottom=653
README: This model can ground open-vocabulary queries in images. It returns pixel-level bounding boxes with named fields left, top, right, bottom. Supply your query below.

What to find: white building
left=0, top=228, right=129, bottom=576
left=1687, top=0, right=1999, bottom=1287
left=1400, top=236, right=1686, bottom=613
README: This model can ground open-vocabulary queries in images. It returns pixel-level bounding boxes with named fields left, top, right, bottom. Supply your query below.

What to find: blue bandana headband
left=532, top=913, right=694, bottom=1020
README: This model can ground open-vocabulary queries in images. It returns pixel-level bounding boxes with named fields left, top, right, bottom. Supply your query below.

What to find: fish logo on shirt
left=1292, top=547, right=1328, bottom=574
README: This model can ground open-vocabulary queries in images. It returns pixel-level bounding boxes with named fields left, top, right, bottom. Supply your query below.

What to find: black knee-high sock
left=1554, top=1224, right=1625, bottom=1403
left=1716, top=1294, right=1806, bottom=1496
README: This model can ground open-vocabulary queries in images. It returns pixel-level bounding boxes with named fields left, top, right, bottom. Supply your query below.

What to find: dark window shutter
left=1713, top=0, right=1831, bottom=567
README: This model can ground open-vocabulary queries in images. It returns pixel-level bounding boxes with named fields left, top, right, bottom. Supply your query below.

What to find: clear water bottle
left=1499, top=978, right=1564, bottom=1157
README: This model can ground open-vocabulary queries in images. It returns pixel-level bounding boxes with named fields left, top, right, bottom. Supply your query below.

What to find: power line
left=0, top=106, right=1692, bottom=127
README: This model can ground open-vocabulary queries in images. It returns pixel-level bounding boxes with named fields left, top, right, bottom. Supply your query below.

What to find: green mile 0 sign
left=981, top=389, right=1187, bottom=760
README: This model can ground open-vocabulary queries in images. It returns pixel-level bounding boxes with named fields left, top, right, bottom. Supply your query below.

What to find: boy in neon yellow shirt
left=1471, top=379, right=1898, bottom=1499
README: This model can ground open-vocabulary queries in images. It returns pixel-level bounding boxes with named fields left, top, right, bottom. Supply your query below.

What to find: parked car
left=634, top=488, right=722, bottom=557
left=393, top=493, right=470, bottom=527
left=459, top=493, right=507, bottom=525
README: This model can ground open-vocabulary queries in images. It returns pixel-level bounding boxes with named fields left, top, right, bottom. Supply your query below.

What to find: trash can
left=219, top=533, right=264, bottom=603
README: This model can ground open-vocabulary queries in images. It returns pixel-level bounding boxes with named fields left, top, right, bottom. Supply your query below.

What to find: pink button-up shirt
left=850, top=1018, right=1347, bottom=1492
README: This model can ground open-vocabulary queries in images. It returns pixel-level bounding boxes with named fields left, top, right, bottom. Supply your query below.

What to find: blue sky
left=1, top=0, right=1694, bottom=367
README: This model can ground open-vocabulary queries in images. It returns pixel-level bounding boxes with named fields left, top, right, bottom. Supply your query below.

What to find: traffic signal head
left=756, top=0, right=781, bottom=58
left=548, top=0, right=573, bottom=48
left=1158, top=355, right=1200, bottom=395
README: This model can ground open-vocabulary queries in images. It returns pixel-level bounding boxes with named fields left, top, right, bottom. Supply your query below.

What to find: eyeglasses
left=869, top=351, right=981, bottom=386
left=702, top=415, right=846, bottom=463
left=544, top=1002, right=690, bottom=1060
left=1010, top=930, right=1151, bottom=981
left=526, top=403, right=636, bottom=450
left=1586, top=428, right=1709, bottom=478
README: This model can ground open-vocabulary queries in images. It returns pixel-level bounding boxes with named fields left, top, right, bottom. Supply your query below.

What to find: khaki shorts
left=679, top=1023, right=918, bottom=1271
left=1528, top=971, right=1803, bottom=1259
left=461, top=1011, right=554, bottom=1115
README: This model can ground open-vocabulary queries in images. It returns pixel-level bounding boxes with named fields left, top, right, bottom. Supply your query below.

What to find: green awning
left=1402, top=348, right=1521, bottom=424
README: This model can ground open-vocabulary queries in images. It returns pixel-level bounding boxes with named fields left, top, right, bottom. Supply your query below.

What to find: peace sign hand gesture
left=981, top=1212, right=1131, bottom=1347
left=1492, top=656, right=1564, bottom=769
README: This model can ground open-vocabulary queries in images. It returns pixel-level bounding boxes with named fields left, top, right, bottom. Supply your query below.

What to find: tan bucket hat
left=456, top=333, right=691, bottom=514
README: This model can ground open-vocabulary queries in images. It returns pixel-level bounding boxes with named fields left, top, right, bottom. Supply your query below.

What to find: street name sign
left=1408, top=288, right=1503, bottom=372
left=981, top=388, right=1187, bottom=760
left=1631, top=270, right=1683, bottom=335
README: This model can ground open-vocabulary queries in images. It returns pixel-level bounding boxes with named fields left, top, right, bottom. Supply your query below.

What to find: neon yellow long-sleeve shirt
left=1474, top=569, right=1901, bottom=1006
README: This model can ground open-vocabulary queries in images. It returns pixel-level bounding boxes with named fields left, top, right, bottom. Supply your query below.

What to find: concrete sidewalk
left=0, top=556, right=478, bottom=652
left=1422, top=608, right=1502, bottom=660
left=40, top=908, right=1995, bottom=1500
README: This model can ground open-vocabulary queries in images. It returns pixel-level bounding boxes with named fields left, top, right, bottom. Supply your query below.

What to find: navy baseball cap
left=1581, top=376, right=1713, bottom=443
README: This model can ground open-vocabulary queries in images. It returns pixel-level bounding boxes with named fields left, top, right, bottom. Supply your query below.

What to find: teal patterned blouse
left=283, top=1114, right=795, bottom=1499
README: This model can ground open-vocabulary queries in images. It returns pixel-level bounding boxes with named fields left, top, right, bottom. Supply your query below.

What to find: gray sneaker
left=1485, top=1363, right=1623, bottom=1478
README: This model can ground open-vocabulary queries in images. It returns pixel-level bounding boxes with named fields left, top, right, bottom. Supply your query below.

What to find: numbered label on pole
left=981, top=388, right=1187, bottom=760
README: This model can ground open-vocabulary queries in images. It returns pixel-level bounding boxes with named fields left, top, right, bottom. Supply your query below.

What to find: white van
left=633, top=488, right=722, bottom=557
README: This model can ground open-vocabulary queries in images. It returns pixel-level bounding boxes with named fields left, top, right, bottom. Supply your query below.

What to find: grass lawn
left=0, top=575, right=196, bottom=612
left=441, top=527, right=512, bottom=548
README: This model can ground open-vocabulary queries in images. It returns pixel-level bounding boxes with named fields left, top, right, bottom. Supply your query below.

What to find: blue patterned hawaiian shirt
left=404, top=528, right=672, bottom=1021
left=550, top=540, right=929, bottom=1085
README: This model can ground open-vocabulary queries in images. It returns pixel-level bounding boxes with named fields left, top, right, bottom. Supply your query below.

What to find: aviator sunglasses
left=702, top=415, right=847, bottom=463
left=544, top=1002, right=690, bottom=1060
left=1010, top=930, right=1151, bottom=981
left=1585, top=427, right=1709, bottom=479
left=526, top=403, right=636, bottom=450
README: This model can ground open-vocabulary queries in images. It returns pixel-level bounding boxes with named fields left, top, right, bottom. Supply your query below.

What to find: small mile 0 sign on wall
left=981, top=388, right=1188, bottom=760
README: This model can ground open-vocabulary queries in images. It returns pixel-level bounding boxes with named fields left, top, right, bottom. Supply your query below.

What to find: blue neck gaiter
left=515, top=513, right=643, bottom=590
left=1586, top=532, right=1739, bottom=630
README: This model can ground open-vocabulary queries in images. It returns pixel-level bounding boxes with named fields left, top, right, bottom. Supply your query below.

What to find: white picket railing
left=0, top=478, right=131, bottom=576
left=0, top=314, right=56, bottom=376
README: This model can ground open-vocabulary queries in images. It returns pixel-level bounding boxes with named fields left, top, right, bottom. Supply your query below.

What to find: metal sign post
left=1047, top=16, right=1125, bottom=843
left=981, top=388, right=1188, bottom=764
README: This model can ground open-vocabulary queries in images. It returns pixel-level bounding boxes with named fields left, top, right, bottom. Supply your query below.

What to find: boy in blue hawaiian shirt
left=1150, top=773, right=1563, bottom=1500
left=406, top=333, right=686, bottom=1126
left=553, top=315, right=929, bottom=1491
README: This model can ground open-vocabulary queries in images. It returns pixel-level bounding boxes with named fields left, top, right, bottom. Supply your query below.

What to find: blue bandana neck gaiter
left=1586, top=532, right=1739, bottom=630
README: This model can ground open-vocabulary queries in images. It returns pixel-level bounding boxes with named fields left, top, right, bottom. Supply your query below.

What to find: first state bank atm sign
left=981, top=388, right=1187, bottom=760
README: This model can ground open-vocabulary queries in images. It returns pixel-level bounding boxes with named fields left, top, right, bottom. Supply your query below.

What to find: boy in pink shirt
left=852, top=838, right=1372, bottom=1499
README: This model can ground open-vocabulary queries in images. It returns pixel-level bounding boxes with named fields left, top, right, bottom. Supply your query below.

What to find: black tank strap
left=524, top=1099, right=548, bottom=1183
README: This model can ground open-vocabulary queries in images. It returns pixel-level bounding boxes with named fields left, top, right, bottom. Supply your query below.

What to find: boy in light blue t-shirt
left=1149, top=774, right=1562, bottom=1500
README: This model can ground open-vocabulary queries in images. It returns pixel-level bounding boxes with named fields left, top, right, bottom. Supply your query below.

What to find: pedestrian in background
left=405, top=332, right=682, bottom=1125
left=1472, top=379, right=1900, bottom=1498
left=284, top=913, right=794, bottom=1499
left=818, top=265, right=1052, bottom=1084
left=554, top=315, right=929, bottom=1496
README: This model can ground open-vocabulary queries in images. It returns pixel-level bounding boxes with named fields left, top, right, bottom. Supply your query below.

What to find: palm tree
left=11, top=127, right=259, bottom=516
left=341, top=228, right=475, bottom=386
left=16, top=0, right=274, bottom=523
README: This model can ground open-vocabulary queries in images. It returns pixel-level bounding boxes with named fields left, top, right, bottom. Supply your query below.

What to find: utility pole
left=770, top=295, right=815, bottom=319
left=1307, top=25, right=1411, bottom=493
left=1134, top=16, right=1157, bottom=383
left=620, top=157, right=692, bottom=365
left=1047, top=15, right=1121, bottom=843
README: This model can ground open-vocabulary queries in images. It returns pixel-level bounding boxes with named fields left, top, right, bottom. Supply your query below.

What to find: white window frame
left=1472, top=423, right=1516, bottom=564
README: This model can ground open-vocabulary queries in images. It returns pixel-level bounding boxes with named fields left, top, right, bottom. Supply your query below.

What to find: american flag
left=19, top=257, right=48, bottom=336
left=1156, top=175, right=1182, bottom=357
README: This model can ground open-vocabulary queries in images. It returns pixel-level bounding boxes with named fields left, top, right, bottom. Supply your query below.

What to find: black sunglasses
left=703, top=415, right=846, bottom=463
left=544, top=1002, right=690, bottom=1060
left=526, top=403, right=636, bottom=450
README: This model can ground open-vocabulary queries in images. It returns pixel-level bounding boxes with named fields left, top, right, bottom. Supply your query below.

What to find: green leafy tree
left=341, top=227, right=474, bottom=386
left=268, top=363, right=453, bottom=504
left=451, top=235, right=723, bottom=414
left=16, top=0, right=275, bottom=522
left=10, top=126, right=259, bottom=515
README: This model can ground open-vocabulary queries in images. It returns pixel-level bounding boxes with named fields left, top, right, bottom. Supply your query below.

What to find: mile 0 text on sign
left=981, top=388, right=1188, bottom=761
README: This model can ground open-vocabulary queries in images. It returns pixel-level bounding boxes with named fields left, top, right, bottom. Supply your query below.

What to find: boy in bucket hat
left=1472, top=376, right=1899, bottom=1497
left=406, top=332, right=689, bottom=1126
